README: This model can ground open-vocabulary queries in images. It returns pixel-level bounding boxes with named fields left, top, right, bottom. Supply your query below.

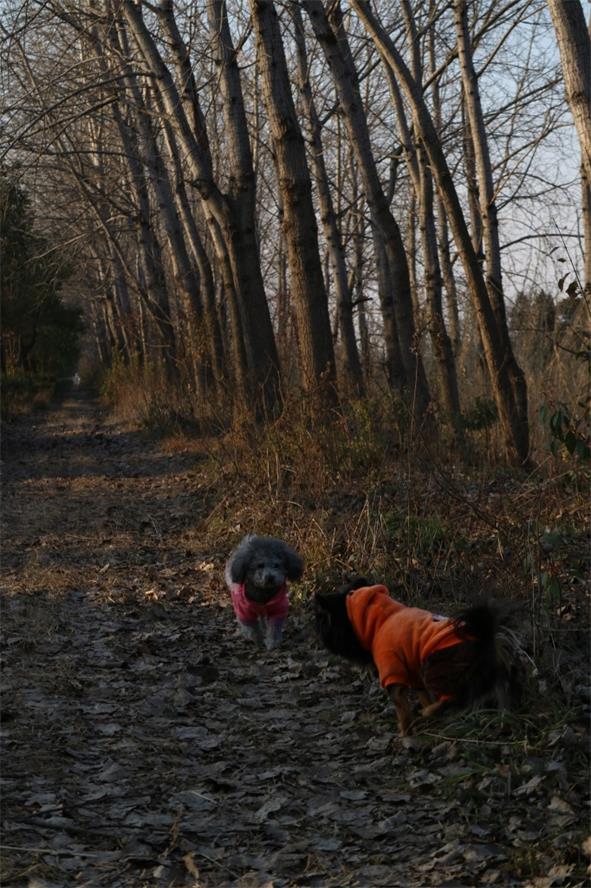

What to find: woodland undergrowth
left=102, top=367, right=590, bottom=724
left=2, top=379, right=589, bottom=886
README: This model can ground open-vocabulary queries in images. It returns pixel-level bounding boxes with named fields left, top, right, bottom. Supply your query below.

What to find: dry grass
left=178, top=397, right=589, bottom=672
left=99, top=357, right=222, bottom=435
left=100, top=342, right=590, bottom=700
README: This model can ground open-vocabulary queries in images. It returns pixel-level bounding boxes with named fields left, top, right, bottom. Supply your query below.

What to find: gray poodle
left=225, top=534, right=304, bottom=649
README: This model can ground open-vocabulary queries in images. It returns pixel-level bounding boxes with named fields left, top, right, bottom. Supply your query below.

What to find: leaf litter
left=1, top=395, right=589, bottom=887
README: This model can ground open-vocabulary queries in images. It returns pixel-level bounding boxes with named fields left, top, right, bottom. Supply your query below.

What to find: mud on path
left=1, top=395, right=588, bottom=888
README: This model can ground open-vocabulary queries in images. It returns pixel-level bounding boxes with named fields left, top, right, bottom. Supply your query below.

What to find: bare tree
left=350, top=0, right=530, bottom=464
left=392, top=0, right=464, bottom=444
left=303, top=0, right=431, bottom=422
left=289, top=2, right=364, bottom=397
left=427, top=1, right=461, bottom=356
left=0, top=0, right=580, bottom=461
left=122, top=0, right=282, bottom=416
left=547, top=0, right=591, bottom=293
left=250, top=0, right=337, bottom=405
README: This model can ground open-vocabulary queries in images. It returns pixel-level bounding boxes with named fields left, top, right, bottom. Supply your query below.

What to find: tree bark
left=204, top=0, right=280, bottom=398
left=155, top=101, right=226, bottom=386
left=251, top=0, right=338, bottom=405
left=547, top=0, right=591, bottom=294
left=109, top=96, right=178, bottom=375
left=304, top=0, right=430, bottom=419
left=454, top=0, right=529, bottom=432
left=290, top=2, right=364, bottom=397
left=547, top=0, right=591, bottom=181
left=583, top=163, right=591, bottom=295
left=350, top=157, right=372, bottom=383
left=454, top=0, right=506, bottom=327
left=427, top=4, right=461, bottom=353
left=350, top=0, right=530, bottom=464
left=388, top=3, right=463, bottom=442
left=110, top=16, right=218, bottom=398
left=123, top=0, right=281, bottom=417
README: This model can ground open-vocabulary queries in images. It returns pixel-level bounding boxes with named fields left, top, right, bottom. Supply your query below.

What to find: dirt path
left=1, top=395, right=588, bottom=887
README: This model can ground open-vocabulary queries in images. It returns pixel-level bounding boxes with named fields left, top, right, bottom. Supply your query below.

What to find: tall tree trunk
left=417, top=142, right=464, bottom=444
left=461, top=91, right=483, bottom=257
left=437, top=204, right=462, bottom=355
left=350, top=159, right=372, bottom=384
left=157, top=106, right=226, bottom=386
left=454, top=0, right=505, bottom=327
left=387, top=4, right=463, bottom=442
left=135, top=255, right=149, bottom=363
left=111, top=18, right=215, bottom=399
left=95, top=256, right=131, bottom=360
left=406, top=191, right=419, bottom=321
left=547, top=0, right=591, bottom=180
left=204, top=0, right=283, bottom=407
left=90, top=299, right=108, bottom=366
left=250, top=0, right=337, bottom=405
left=350, top=0, right=530, bottom=464
left=290, top=3, right=364, bottom=397
left=304, top=0, right=430, bottom=419
left=460, top=90, right=488, bottom=384
left=374, top=235, right=405, bottom=391
left=583, top=164, right=591, bottom=295
left=122, top=0, right=281, bottom=417
left=454, top=0, right=528, bottom=434
left=130, top=88, right=207, bottom=390
left=109, top=251, right=134, bottom=360
left=428, top=4, right=461, bottom=353
left=547, top=0, right=591, bottom=294
left=85, top=9, right=178, bottom=376
left=109, top=98, right=178, bottom=376
left=101, top=298, right=118, bottom=356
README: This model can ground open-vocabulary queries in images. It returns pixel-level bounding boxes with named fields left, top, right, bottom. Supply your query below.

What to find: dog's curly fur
left=315, top=579, right=523, bottom=737
left=225, top=535, right=303, bottom=648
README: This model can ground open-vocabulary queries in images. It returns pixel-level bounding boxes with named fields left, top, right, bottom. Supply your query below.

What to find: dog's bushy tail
left=450, top=602, right=524, bottom=709
left=453, top=602, right=499, bottom=642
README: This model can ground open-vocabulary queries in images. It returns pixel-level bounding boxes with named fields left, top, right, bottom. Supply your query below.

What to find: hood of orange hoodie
left=345, top=585, right=406, bottom=651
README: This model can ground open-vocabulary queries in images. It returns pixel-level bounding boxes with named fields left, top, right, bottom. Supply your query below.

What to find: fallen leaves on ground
left=1, top=395, right=589, bottom=887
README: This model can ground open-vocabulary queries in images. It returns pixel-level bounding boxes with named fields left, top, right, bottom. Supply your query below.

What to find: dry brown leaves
left=1, top=396, right=589, bottom=887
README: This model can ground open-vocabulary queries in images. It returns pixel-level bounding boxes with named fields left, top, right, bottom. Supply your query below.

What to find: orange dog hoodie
left=346, top=585, right=467, bottom=696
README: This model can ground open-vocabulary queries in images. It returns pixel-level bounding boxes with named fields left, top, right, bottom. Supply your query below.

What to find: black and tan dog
left=315, top=580, right=521, bottom=739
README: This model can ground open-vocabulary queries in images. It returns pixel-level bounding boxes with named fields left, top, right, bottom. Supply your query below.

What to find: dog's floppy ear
left=314, top=591, right=332, bottom=613
left=314, top=589, right=348, bottom=624
left=314, top=589, right=372, bottom=663
left=227, top=541, right=253, bottom=584
left=283, top=545, right=304, bottom=581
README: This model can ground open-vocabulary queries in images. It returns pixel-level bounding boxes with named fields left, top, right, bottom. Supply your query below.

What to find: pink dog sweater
left=230, top=583, right=289, bottom=625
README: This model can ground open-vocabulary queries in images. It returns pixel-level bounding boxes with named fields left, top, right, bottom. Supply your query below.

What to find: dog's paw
left=265, top=620, right=285, bottom=650
left=400, top=735, right=422, bottom=751
left=420, top=699, right=446, bottom=719
left=239, top=623, right=265, bottom=646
